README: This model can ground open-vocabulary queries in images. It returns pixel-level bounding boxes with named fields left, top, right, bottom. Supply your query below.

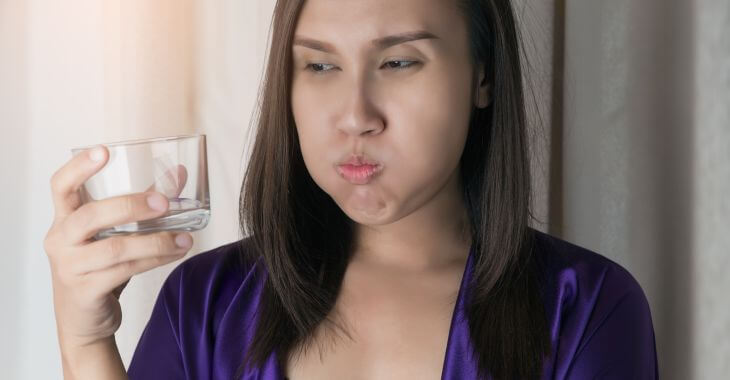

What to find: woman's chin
left=336, top=192, right=391, bottom=225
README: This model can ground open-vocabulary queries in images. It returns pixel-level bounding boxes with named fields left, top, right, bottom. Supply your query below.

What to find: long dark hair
left=238, top=0, right=551, bottom=378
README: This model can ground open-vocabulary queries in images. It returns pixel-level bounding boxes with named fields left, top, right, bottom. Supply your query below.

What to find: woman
left=44, top=0, right=658, bottom=379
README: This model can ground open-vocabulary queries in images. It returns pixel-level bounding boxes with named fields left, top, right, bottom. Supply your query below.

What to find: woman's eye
left=381, top=60, right=418, bottom=70
left=304, top=60, right=419, bottom=75
left=306, top=63, right=336, bottom=74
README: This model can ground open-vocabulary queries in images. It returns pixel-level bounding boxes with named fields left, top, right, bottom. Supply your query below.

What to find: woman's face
left=291, top=0, right=488, bottom=225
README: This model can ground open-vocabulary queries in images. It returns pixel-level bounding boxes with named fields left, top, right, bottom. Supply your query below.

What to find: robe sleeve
left=126, top=266, right=187, bottom=379
left=566, top=267, right=659, bottom=379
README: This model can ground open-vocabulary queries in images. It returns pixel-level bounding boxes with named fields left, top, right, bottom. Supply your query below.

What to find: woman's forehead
left=293, top=0, right=466, bottom=54
left=294, top=0, right=463, bottom=38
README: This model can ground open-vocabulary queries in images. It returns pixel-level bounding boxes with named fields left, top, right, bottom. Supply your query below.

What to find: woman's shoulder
left=167, top=234, right=266, bottom=294
left=530, top=228, right=648, bottom=301
left=171, top=236, right=263, bottom=287
left=128, top=236, right=273, bottom=378
left=529, top=229, right=658, bottom=378
left=157, top=236, right=268, bottom=337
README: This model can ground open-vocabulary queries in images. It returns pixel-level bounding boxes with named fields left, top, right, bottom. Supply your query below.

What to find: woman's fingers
left=50, top=145, right=108, bottom=220
left=68, top=231, right=192, bottom=275
left=112, top=279, right=130, bottom=300
left=171, top=164, right=188, bottom=197
left=145, top=163, right=188, bottom=198
left=88, top=247, right=191, bottom=295
left=60, top=192, right=170, bottom=245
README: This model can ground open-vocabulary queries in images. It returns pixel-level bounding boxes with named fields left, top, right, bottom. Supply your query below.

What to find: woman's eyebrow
left=293, top=30, right=440, bottom=54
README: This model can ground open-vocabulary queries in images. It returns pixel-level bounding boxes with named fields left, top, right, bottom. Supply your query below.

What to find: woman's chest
left=284, top=264, right=463, bottom=379
left=285, top=304, right=454, bottom=379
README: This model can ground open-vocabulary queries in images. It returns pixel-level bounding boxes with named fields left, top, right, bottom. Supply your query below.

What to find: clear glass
left=71, top=134, right=210, bottom=240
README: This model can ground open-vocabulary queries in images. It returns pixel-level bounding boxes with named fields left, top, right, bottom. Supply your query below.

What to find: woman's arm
left=59, top=336, right=127, bottom=380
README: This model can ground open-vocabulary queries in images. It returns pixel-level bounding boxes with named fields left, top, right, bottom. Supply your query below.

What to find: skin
left=289, top=0, right=490, bottom=378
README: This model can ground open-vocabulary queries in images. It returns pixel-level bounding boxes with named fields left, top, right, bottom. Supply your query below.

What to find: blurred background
left=1, top=0, right=727, bottom=378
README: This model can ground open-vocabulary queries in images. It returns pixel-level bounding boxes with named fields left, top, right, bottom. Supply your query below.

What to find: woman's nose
left=335, top=81, right=385, bottom=137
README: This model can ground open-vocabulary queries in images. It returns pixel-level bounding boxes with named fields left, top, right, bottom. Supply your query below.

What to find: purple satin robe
left=127, top=229, right=658, bottom=379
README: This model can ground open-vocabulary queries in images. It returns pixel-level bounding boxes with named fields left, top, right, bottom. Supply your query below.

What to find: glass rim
left=71, top=134, right=205, bottom=152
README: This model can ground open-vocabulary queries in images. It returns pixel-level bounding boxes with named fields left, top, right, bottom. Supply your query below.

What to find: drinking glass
left=71, top=134, right=210, bottom=240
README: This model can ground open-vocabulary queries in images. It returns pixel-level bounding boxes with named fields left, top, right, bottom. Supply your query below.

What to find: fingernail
left=89, top=146, right=105, bottom=162
left=146, top=193, right=168, bottom=211
left=175, top=233, right=192, bottom=249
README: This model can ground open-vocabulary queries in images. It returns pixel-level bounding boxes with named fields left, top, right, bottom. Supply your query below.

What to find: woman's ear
left=473, top=63, right=491, bottom=108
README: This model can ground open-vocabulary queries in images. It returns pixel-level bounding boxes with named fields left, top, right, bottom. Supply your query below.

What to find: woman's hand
left=43, top=145, right=194, bottom=352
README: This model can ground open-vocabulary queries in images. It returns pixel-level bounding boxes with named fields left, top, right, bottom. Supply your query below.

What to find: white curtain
left=560, top=1, right=729, bottom=378
left=1, top=0, right=727, bottom=379
left=1, top=0, right=276, bottom=377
